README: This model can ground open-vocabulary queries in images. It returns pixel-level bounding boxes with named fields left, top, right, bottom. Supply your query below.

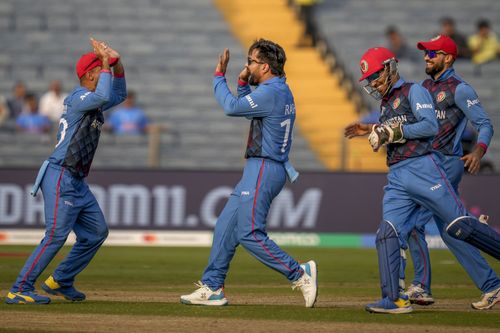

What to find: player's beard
left=248, top=73, right=259, bottom=86
left=425, top=61, right=445, bottom=77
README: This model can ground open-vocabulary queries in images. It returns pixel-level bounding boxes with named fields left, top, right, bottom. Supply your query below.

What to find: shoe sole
left=471, top=299, right=499, bottom=310
left=410, top=298, right=435, bottom=306
left=365, top=306, right=413, bottom=314
left=41, top=283, right=85, bottom=302
left=5, top=295, right=50, bottom=305
left=308, top=260, right=318, bottom=308
left=180, top=298, right=228, bottom=306
left=5, top=300, right=51, bottom=305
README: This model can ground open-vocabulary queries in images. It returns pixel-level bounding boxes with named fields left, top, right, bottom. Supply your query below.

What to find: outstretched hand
left=90, top=37, right=109, bottom=61
left=461, top=146, right=485, bottom=175
left=90, top=37, right=120, bottom=61
left=215, top=48, right=230, bottom=74
left=344, top=122, right=372, bottom=139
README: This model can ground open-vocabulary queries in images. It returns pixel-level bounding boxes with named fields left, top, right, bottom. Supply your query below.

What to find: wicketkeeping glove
left=368, top=123, right=405, bottom=151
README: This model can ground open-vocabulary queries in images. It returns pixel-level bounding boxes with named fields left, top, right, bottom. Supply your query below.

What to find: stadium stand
left=216, top=0, right=386, bottom=171
left=315, top=0, right=500, bottom=169
left=0, top=0, right=324, bottom=171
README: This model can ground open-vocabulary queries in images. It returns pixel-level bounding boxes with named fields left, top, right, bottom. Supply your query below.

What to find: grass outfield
left=0, top=246, right=499, bottom=333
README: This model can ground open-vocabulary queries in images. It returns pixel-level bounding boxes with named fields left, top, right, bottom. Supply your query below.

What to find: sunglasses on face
left=247, top=57, right=264, bottom=65
left=424, top=50, right=447, bottom=59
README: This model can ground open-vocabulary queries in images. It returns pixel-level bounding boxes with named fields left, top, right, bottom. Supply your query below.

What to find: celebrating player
left=5, top=38, right=126, bottom=304
left=180, top=39, right=318, bottom=307
left=405, top=35, right=500, bottom=310
left=344, top=46, right=495, bottom=314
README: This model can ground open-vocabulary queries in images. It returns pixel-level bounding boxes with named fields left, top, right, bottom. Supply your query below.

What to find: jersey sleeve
left=455, top=82, right=494, bottom=148
left=213, top=75, right=273, bottom=118
left=102, top=76, right=127, bottom=111
left=70, top=71, right=112, bottom=113
left=403, top=84, right=438, bottom=139
left=237, top=81, right=252, bottom=98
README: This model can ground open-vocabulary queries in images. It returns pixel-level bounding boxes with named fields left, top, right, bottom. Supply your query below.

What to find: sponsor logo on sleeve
left=80, top=92, right=91, bottom=101
left=245, top=95, right=258, bottom=109
left=416, top=103, right=433, bottom=111
left=467, top=99, right=480, bottom=108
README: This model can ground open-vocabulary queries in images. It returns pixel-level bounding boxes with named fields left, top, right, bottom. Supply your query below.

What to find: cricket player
left=405, top=35, right=500, bottom=310
left=345, top=46, right=493, bottom=314
left=5, top=38, right=126, bottom=304
left=180, top=39, right=317, bottom=307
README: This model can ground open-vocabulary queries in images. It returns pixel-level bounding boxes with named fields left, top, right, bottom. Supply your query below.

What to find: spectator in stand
left=385, top=26, right=420, bottom=63
left=7, top=81, right=27, bottom=118
left=16, top=93, right=51, bottom=134
left=39, top=80, right=67, bottom=122
left=439, top=17, right=471, bottom=59
left=469, top=19, right=498, bottom=72
left=107, top=91, right=148, bottom=135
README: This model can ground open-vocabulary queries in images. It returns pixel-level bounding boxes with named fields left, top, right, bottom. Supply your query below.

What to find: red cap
left=359, top=47, right=397, bottom=81
left=75, top=53, right=118, bottom=79
left=417, top=35, right=458, bottom=58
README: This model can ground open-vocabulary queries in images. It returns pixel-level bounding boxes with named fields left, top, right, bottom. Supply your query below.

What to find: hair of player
left=249, top=38, right=286, bottom=77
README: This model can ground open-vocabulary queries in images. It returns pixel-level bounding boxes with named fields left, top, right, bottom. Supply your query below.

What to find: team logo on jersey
left=436, top=91, right=446, bottom=103
left=360, top=60, right=369, bottom=73
left=392, top=98, right=401, bottom=109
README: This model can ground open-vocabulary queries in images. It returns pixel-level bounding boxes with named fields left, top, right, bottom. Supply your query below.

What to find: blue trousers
left=408, top=155, right=500, bottom=293
left=380, top=152, right=475, bottom=299
left=11, top=164, right=108, bottom=293
left=201, top=158, right=303, bottom=290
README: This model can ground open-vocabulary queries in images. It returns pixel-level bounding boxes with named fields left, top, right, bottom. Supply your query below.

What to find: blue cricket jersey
left=213, top=74, right=295, bottom=163
left=48, top=70, right=126, bottom=177
left=379, top=78, right=438, bottom=166
left=421, top=68, right=493, bottom=156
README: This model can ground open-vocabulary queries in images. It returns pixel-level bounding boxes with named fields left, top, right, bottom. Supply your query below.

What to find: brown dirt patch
left=86, top=290, right=492, bottom=312
left=1, top=311, right=499, bottom=333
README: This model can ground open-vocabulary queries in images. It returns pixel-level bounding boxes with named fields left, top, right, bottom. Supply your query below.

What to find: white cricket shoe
left=292, top=260, right=318, bottom=308
left=471, top=286, right=500, bottom=310
left=405, top=283, right=434, bottom=306
left=180, top=281, right=228, bottom=306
